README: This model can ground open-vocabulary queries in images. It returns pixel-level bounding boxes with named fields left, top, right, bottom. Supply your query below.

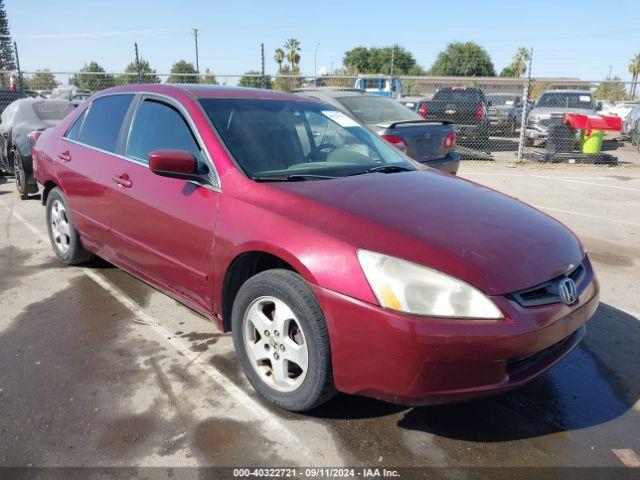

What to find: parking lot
left=1, top=161, right=639, bottom=471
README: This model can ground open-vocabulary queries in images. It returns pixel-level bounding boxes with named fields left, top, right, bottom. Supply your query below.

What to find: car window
left=537, top=93, right=594, bottom=109
left=79, top=94, right=134, bottom=153
left=433, top=88, right=483, bottom=103
left=126, top=99, right=202, bottom=164
left=33, top=102, right=75, bottom=121
left=337, top=96, right=421, bottom=125
left=66, top=109, right=87, bottom=141
left=200, top=98, right=414, bottom=179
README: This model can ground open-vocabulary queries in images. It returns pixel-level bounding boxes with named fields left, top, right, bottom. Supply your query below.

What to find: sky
left=5, top=0, right=640, bottom=83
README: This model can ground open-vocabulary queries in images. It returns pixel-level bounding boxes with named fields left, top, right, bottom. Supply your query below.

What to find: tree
left=167, top=60, right=199, bottom=84
left=0, top=0, right=16, bottom=87
left=595, top=77, right=627, bottom=102
left=24, top=70, right=59, bottom=90
left=629, top=53, right=640, bottom=99
left=529, top=81, right=551, bottom=101
left=69, top=61, right=116, bottom=91
left=274, top=48, right=285, bottom=71
left=505, top=47, right=530, bottom=78
left=429, top=42, right=496, bottom=77
left=499, top=66, right=516, bottom=78
left=343, top=45, right=425, bottom=75
left=284, top=38, right=301, bottom=70
left=238, top=70, right=271, bottom=89
left=118, top=58, right=159, bottom=85
left=201, top=68, right=218, bottom=85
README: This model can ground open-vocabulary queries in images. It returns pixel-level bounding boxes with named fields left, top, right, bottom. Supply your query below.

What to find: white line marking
left=4, top=206, right=320, bottom=463
left=463, top=172, right=640, bottom=191
left=532, top=175, right=640, bottom=193
left=612, top=449, right=640, bottom=468
left=532, top=205, right=640, bottom=227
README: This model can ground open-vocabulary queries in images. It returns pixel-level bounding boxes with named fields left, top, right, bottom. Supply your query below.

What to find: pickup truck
left=486, top=93, right=524, bottom=136
left=295, top=89, right=460, bottom=174
left=525, top=90, right=601, bottom=146
left=422, top=87, right=490, bottom=145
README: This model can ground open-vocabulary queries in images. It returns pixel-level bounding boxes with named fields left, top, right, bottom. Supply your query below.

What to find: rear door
left=110, top=95, right=219, bottom=311
left=56, top=94, right=135, bottom=254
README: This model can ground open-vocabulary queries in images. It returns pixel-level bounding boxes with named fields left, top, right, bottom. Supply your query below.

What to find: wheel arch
left=220, top=249, right=307, bottom=332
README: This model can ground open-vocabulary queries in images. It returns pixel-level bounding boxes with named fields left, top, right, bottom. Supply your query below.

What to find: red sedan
left=32, top=85, right=598, bottom=412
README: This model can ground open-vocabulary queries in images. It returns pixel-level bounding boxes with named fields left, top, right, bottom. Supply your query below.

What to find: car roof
left=93, top=84, right=320, bottom=103
left=293, top=88, right=365, bottom=99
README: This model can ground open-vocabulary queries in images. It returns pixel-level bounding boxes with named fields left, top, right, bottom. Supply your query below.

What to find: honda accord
left=32, top=85, right=599, bottom=412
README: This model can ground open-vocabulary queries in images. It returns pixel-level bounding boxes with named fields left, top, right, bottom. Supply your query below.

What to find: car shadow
left=311, top=303, right=639, bottom=442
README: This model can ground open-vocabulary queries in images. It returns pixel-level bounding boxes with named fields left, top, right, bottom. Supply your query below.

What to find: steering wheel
left=306, top=143, right=337, bottom=161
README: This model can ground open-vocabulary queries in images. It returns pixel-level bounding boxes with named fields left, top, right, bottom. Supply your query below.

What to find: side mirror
left=597, top=101, right=603, bottom=111
left=148, top=150, right=200, bottom=181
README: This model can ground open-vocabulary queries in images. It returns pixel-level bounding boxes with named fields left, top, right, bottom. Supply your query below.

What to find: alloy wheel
left=242, top=295, right=309, bottom=393
left=50, top=199, right=71, bottom=255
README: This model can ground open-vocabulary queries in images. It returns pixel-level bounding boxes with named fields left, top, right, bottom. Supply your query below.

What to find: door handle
left=112, top=174, right=132, bottom=188
left=57, top=151, right=72, bottom=162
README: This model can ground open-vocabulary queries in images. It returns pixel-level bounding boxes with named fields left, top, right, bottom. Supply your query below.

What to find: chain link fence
left=3, top=69, right=640, bottom=167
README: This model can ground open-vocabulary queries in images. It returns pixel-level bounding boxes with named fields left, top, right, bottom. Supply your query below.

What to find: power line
left=1, top=27, right=189, bottom=39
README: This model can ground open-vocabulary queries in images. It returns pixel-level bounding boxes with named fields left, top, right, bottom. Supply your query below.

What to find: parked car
left=525, top=90, right=600, bottom=146
left=0, top=98, right=75, bottom=198
left=296, top=89, right=459, bottom=174
left=33, top=84, right=598, bottom=412
left=621, top=103, right=640, bottom=143
left=423, top=87, right=490, bottom=145
left=399, top=96, right=431, bottom=118
left=24, top=89, right=45, bottom=99
left=486, top=93, right=524, bottom=136
left=606, top=101, right=639, bottom=122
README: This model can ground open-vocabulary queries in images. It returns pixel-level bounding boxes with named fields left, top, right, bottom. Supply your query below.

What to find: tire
left=231, top=269, right=336, bottom=412
left=13, top=150, right=30, bottom=200
left=524, top=137, right=534, bottom=147
left=45, top=187, right=94, bottom=265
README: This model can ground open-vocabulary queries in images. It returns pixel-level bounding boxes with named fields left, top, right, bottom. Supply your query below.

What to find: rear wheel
left=46, top=187, right=94, bottom=265
left=14, top=150, right=29, bottom=200
left=231, top=269, right=335, bottom=411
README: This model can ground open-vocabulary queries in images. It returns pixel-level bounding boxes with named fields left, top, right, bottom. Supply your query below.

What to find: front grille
left=510, top=259, right=590, bottom=307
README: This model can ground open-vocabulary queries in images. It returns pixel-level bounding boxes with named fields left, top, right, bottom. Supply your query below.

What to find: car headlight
left=528, top=115, right=540, bottom=124
left=357, top=250, right=503, bottom=319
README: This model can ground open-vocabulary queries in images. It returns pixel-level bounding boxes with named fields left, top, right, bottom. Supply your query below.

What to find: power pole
left=517, top=47, right=534, bottom=163
left=260, top=43, right=266, bottom=89
left=134, top=42, right=142, bottom=83
left=608, top=65, right=612, bottom=81
left=192, top=28, right=200, bottom=73
left=13, top=41, right=23, bottom=93
left=314, top=43, right=320, bottom=87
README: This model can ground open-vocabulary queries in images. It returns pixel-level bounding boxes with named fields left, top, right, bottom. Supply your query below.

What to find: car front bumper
left=312, top=274, right=598, bottom=406
left=526, top=124, right=549, bottom=140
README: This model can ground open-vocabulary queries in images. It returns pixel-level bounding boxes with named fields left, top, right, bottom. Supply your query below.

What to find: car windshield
left=537, top=93, right=594, bottom=109
left=200, top=98, right=416, bottom=179
left=488, top=95, right=519, bottom=106
left=33, top=101, right=75, bottom=120
left=337, top=96, right=421, bottom=125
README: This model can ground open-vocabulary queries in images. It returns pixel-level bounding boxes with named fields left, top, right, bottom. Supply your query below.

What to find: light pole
left=314, top=43, right=320, bottom=87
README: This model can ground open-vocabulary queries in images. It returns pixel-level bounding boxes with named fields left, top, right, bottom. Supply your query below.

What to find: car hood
left=271, top=170, right=584, bottom=295
left=530, top=107, right=596, bottom=117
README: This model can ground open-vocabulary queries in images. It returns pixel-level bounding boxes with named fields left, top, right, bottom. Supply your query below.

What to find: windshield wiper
left=365, top=165, right=414, bottom=174
left=251, top=173, right=338, bottom=182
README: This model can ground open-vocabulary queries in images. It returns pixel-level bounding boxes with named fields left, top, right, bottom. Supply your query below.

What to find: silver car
left=525, top=90, right=600, bottom=146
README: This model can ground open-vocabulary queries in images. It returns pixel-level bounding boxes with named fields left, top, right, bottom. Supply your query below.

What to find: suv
left=32, top=84, right=597, bottom=412
left=526, top=90, right=600, bottom=146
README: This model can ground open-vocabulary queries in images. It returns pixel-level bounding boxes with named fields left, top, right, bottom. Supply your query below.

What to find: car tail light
left=381, top=134, right=407, bottom=151
left=418, top=103, right=427, bottom=118
left=443, top=131, right=456, bottom=149
left=476, top=103, right=485, bottom=121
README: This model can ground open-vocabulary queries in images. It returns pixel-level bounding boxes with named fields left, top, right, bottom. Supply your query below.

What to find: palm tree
left=629, top=53, right=640, bottom=99
left=274, top=48, right=285, bottom=72
left=509, top=47, right=530, bottom=78
left=284, top=38, right=301, bottom=70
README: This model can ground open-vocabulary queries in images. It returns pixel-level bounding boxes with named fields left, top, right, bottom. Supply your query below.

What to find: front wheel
left=231, top=269, right=336, bottom=411
left=46, top=187, right=94, bottom=265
